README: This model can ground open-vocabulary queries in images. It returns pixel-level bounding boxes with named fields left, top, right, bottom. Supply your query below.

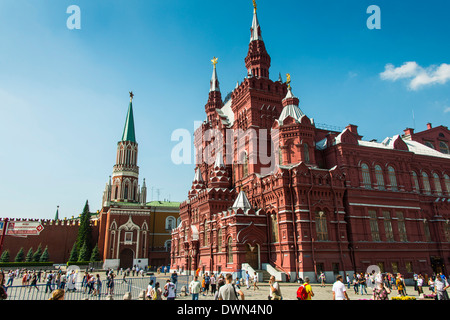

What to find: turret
left=245, top=1, right=271, bottom=78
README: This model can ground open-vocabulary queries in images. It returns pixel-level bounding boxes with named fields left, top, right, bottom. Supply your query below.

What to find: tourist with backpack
left=297, top=276, right=314, bottom=300
left=45, top=272, right=54, bottom=293
left=164, top=279, right=176, bottom=300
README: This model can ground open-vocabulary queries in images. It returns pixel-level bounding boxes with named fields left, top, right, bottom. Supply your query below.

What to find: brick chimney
left=403, top=128, right=414, bottom=136
left=346, top=124, right=358, bottom=135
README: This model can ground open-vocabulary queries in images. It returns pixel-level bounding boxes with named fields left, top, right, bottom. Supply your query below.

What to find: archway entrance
left=245, top=243, right=259, bottom=269
left=119, top=248, right=134, bottom=269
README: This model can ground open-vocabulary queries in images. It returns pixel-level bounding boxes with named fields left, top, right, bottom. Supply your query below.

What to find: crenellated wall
left=1, top=218, right=100, bottom=264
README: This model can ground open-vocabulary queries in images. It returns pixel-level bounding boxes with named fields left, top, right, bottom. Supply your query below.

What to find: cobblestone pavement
left=148, top=273, right=425, bottom=301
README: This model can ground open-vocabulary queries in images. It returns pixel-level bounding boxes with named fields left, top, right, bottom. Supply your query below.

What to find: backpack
left=297, top=284, right=308, bottom=300
left=152, top=288, right=158, bottom=300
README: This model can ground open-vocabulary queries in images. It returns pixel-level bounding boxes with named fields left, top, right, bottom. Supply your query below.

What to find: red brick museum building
left=169, top=4, right=450, bottom=282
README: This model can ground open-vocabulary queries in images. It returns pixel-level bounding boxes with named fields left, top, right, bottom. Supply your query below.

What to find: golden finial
left=286, top=73, right=291, bottom=88
left=252, top=0, right=257, bottom=11
left=129, top=91, right=134, bottom=101
left=211, top=57, right=218, bottom=68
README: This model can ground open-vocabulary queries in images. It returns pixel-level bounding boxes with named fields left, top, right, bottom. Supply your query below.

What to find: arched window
left=424, top=141, right=434, bottom=149
left=383, top=211, right=394, bottom=242
left=124, top=183, right=129, bottom=200
left=423, top=219, right=432, bottom=242
left=439, top=141, right=449, bottom=154
left=412, top=171, right=420, bottom=193
left=361, top=163, right=371, bottom=189
left=164, top=240, right=171, bottom=252
left=388, top=166, right=398, bottom=191
left=204, top=219, right=209, bottom=247
left=114, top=186, right=119, bottom=200
left=375, top=165, right=385, bottom=190
left=433, top=173, right=442, bottom=195
left=165, top=216, right=176, bottom=230
left=445, top=174, right=450, bottom=195
left=227, top=237, right=233, bottom=264
left=271, top=214, right=279, bottom=243
left=217, top=228, right=223, bottom=252
left=242, top=152, right=248, bottom=177
left=368, top=210, right=380, bottom=241
left=445, top=221, right=450, bottom=242
left=126, top=149, right=131, bottom=165
left=303, top=143, right=310, bottom=164
left=315, top=211, right=328, bottom=241
left=396, top=212, right=408, bottom=242
left=422, top=172, right=431, bottom=194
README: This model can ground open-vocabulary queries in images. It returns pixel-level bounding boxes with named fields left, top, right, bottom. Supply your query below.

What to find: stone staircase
left=257, top=269, right=272, bottom=282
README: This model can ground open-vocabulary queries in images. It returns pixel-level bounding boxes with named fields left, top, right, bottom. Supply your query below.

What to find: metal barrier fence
left=4, top=276, right=156, bottom=300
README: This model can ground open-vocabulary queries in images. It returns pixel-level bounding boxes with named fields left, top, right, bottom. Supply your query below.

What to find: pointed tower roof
left=193, top=167, right=204, bottom=184
left=214, top=151, right=225, bottom=169
left=232, top=190, right=252, bottom=210
left=122, top=92, right=136, bottom=143
left=250, top=0, right=262, bottom=42
left=54, top=206, right=59, bottom=220
left=245, top=0, right=271, bottom=78
left=190, top=167, right=206, bottom=196
left=210, top=57, right=220, bottom=92
left=278, top=80, right=305, bottom=123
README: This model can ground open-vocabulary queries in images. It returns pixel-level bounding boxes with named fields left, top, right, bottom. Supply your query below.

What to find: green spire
left=55, top=206, right=59, bottom=220
left=121, top=92, right=136, bottom=143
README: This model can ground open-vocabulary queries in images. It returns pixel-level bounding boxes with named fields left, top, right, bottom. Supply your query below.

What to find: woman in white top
left=210, top=274, right=216, bottom=296
left=146, top=280, right=154, bottom=300
left=253, top=272, right=259, bottom=290
left=428, top=277, right=435, bottom=293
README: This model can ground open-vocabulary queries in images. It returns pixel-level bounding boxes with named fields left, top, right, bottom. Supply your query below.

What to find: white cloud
left=380, top=61, right=419, bottom=81
left=444, top=106, right=450, bottom=113
left=380, top=61, right=450, bottom=90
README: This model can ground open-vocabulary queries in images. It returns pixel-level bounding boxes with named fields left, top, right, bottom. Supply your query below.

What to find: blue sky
left=0, top=0, right=449, bottom=219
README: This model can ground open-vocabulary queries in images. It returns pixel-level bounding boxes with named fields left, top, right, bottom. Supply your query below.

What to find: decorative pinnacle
left=211, top=57, right=218, bottom=68
left=129, top=91, right=134, bottom=102
left=286, top=73, right=291, bottom=88
left=252, top=0, right=257, bottom=11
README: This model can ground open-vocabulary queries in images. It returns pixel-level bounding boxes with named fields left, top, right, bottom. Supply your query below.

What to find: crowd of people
left=1, top=266, right=449, bottom=301
left=332, top=271, right=450, bottom=300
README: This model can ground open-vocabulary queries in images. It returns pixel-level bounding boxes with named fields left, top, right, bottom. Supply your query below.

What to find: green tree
left=0, top=250, right=10, bottom=262
left=32, top=244, right=43, bottom=262
left=15, top=247, right=25, bottom=262
left=40, top=246, right=50, bottom=262
left=76, top=200, right=93, bottom=256
left=68, top=242, right=78, bottom=263
left=77, top=241, right=90, bottom=262
left=89, top=244, right=101, bottom=262
left=25, top=247, right=34, bottom=262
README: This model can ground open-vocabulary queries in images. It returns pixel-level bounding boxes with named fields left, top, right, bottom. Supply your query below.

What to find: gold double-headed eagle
left=286, top=73, right=291, bottom=88
left=211, top=56, right=218, bottom=68
left=253, top=0, right=257, bottom=11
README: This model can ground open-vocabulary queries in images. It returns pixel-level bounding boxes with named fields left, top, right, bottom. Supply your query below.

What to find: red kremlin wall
left=1, top=218, right=99, bottom=264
